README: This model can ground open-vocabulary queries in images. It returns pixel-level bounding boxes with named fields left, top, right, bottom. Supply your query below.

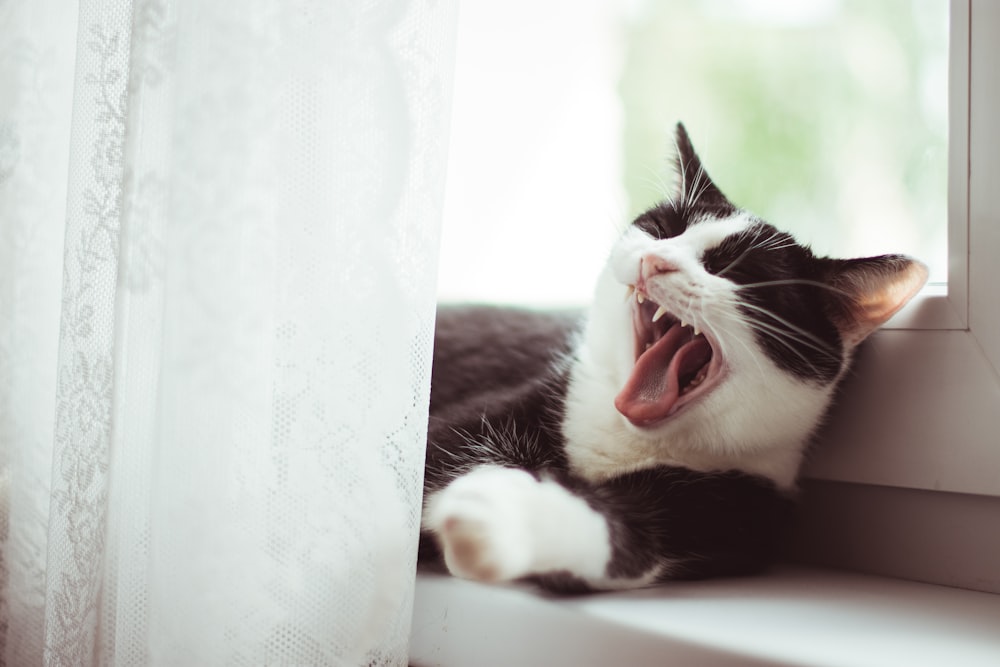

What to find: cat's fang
left=693, top=326, right=701, bottom=337
left=636, top=292, right=646, bottom=304
left=652, top=306, right=668, bottom=323
left=625, top=285, right=636, bottom=301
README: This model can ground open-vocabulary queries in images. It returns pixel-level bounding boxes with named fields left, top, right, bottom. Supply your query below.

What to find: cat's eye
left=699, top=225, right=798, bottom=280
left=700, top=243, right=739, bottom=277
left=701, top=235, right=754, bottom=279
left=633, top=208, right=685, bottom=240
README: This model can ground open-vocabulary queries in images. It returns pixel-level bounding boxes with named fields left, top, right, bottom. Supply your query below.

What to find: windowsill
left=410, top=567, right=1000, bottom=667
left=882, top=283, right=965, bottom=331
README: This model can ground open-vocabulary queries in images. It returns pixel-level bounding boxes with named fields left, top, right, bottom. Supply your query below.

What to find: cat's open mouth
left=614, top=287, right=724, bottom=427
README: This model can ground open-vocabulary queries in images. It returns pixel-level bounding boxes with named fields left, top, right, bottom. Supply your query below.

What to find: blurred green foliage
left=618, top=0, right=948, bottom=275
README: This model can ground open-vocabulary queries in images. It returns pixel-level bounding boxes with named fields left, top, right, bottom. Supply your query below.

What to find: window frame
left=883, top=0, right=967, bottom=332
left=804, top=0, right=1000, bottom=501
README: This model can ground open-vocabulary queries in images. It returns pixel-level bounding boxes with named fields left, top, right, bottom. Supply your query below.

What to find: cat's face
left=564, top=124, right=927, bottom=488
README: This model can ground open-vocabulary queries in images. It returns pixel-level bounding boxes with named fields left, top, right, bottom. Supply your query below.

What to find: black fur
left=418, top=123, right=918, bottom=593
left=419, top=305, right=578, bottom=568
left=419, top=305, right=793, bottom=591
left=422, top=305, right=578, bottom=492
left=637, top=125, right=848, bottom=383
left=701, top=221, right=845, bottom=382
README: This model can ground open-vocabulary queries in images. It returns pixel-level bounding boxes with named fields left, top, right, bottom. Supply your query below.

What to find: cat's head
left=566, top=123, right=927, bottom=488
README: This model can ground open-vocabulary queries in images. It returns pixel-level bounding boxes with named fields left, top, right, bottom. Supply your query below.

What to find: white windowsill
left=410, top=567, right=1000, bottom=667
left=882, top=283, right=965, bottom=331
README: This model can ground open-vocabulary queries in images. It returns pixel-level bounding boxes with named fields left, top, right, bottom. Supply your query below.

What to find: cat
left=418, top=123, right=927, bottom=593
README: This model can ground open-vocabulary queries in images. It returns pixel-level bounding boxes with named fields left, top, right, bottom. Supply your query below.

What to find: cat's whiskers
left=716, top=245, right=752, bottom=278
left=638, top=164, right=676, bottom=205
left=676, top=162, right=706, bottom=212
left=722, top=296, right=840, bottom=359
left=672, top=141, right=716, bottom=215
left=759, top=241, right=798, bottom=252
left=738, top=319, right=832, bottom=377
left=703, top=290, right=839, bottom=380
left=704, top=316, right=767, bottom=379
left=715, top=307, right=839, bottom=382
left=686, top=166, right=715, bottom=210
left=735, top=279, right=853, bottom=299
left=672, top=134, right=689, bottom=205
left=753, top=231, right=795, bottom=250
left=714, top=228, right=758, bottom=276
left=716, top=229, right=795, bottom=278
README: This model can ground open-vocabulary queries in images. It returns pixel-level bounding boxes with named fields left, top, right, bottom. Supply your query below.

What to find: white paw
left=424, top=467, right=539, bottom=582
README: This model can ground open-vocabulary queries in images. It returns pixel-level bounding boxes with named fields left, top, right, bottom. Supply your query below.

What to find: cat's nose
left=641, top=254, right=679, bottom=280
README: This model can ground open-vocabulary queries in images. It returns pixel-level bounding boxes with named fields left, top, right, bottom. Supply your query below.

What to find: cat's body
left=419, top=125, right=927, bottom=592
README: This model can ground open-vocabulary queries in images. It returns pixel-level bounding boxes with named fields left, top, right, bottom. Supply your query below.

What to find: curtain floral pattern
left=0, top=0, right=456, bottom=664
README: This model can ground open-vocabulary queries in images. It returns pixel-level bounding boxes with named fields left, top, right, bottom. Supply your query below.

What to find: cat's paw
left=424, top=466, right=539, bottom=582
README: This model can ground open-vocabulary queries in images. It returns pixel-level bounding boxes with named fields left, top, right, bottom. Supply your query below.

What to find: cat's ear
left=821, top=255, right=929, bottom=348
left=672, top=123, right=731, bottom=211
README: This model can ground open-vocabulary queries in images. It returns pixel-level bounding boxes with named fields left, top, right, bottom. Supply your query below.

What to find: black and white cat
left=419, top=124, right=927, bottom=592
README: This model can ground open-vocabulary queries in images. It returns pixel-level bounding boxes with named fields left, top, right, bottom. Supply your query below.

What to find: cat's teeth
left=693, top=326, right=701, bottom=337
left=684, top=367, right=709, bottom=394
left=636, top=292, right=646, bottom=304
left=651, top=305, right=668, bottom=322
left=625, top=285, right=636, bottom=301
left=680, top=318, right=688, bottom=329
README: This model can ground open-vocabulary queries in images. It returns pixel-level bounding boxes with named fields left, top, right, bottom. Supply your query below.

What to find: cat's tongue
left=614, top=323, right=712, bottom=426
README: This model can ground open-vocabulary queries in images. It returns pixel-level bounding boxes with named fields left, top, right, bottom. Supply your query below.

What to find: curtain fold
left=0, top=0, right=457, bottom=664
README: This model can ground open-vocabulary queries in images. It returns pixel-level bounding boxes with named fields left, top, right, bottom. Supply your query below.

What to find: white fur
left=563, top=214, right=846, bottom=491
left=426, top=212, right=856, bottom=585
left=424, top=466, right=613, bottom=583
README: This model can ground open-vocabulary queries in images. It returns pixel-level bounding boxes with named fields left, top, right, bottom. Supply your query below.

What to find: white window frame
left=804, top=0, right=1000, bottom=500
left=886, top=0, right=967, bottom=332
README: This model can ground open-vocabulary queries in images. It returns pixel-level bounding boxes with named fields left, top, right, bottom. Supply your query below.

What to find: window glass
left=438, top=0, right=948, bottom=306
left=621, top=0, right=949, bottom=283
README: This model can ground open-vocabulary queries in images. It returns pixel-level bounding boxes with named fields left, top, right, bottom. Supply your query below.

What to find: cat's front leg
left=423, top=465, right=612, bottom=584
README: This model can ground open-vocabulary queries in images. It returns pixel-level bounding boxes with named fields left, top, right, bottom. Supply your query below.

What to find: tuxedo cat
left=419, top=124, right=927, bottom=592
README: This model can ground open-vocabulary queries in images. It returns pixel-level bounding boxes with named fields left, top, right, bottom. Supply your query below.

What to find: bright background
left=436, top=0, right=949, bottom=307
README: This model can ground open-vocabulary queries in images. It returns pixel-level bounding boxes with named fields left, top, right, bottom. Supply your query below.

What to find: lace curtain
left=0, top=0, right=456, bottom=664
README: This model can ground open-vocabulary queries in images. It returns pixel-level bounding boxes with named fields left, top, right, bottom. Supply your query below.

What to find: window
left=439, top=0, right=951, bottom=310
left=801, top=0, right=999, bottom=497
left=438, top=0, right=623, bottom=307
left=620, top=0, right=949, bottom=286
left=439, top=0, right=1000, bottom=591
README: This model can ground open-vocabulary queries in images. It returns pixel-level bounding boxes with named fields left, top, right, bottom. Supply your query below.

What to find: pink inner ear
left=840, top=260, right=928, bottom=347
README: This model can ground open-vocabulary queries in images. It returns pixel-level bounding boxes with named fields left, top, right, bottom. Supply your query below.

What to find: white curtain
left=0, top=0, right=456, bottom=664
